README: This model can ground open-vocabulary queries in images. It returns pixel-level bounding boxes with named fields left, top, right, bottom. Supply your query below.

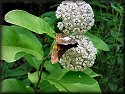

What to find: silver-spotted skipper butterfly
left=51, top=33, right=78, bottom=64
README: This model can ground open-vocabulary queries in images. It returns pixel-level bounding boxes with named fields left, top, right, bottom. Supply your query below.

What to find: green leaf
left=83, top=68, right=100, bottom=78
left=1, top=78, right=30, bottom=93
left=85, top=32, right=109, bottom=51
left=5, top=9, right=56, bottom=38
left=28, top=69, right=68, bottom=89
left=28, top=72, right=59, bottom=93
left=41, top=11, right=57, bottom=21
left=45, top=79, right=69, bottom=92
left=22, top=78, right=32, bottom=86
left=24, top=54, right=42, bottom=70
left=28, top=72, right=40, bottom=84
left=26, top=86, right=34, bottom=93
left=5, top=68, right=27, bottom=77
left=46, top=71, right=101, bottom=93
left=44, top=60, right=62, bottom=73
left=1, top=25, right=44, bottom=62
left=40, top=80, right=59, bottom=93
left=2, top=60, right=33, bottom=79
left=28, top=69, right=68, bottom=84
left=41, top=11, right=57, bottom=30
left=28, top=71, right=48, bottom=84
left=47, top=69, right=69, bottom=80
left=1, top=62, right=10, bottom=79
left=43, top=17, right=55, bottom=29
left=28, top=69, right=101, bottom=93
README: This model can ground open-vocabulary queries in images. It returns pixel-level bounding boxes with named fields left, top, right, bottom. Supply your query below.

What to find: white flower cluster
left=56, top=0, right=94, bottom=35
left=56, top=0, right=97, bottom=71
left=59, top=35, right=97, bottom=71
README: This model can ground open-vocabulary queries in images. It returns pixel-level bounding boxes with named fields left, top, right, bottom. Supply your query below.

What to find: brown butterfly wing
left=57, top=43, right=78, bottom=60
left=51, top=43, right=59, bottom=64
left=51, top=33, right=78, bottom=64
left=58, top=38, right=77, bottom=45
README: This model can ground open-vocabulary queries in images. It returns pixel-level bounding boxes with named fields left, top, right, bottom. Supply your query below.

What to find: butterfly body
left=51, top=33, right=78, bottom=64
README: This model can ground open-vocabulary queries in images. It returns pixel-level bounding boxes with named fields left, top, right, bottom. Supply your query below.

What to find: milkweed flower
left=59, top=35, right=97, bottom=71
left=56, top=0, right=94, bottom=35
left=56, top=0, right=96, bottom=71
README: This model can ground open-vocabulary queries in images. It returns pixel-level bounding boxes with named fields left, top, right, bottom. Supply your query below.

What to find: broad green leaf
left=28, top=69, right=101, bottom=93
left=1, top=25, right=44, bottom=62
left=5, top=10, right=56, bottom=38
left=47, top=69, right=69, bottom=80
left=26, top=86, right=34, bottom=93
left=44, top=60, right=62, bottom=73
left=28, top=72, right=41, bottom=84
left=28, top=69, right=68, bottom=84
left=1, top=62, right=10, bottom=79
left=22, top=78, right=32, bottom=86
left=47, top=79, right=100, bottom=93
left=46, top=79, right=68, bottom=92
left=2, top=60, right=33, bottom=79
left=41, top=11, right=57, bottom=30
left=41, top=11, right=57, bottom=21
left=24, top=54, right=41, bottom=70
left=5, top=68, right=27, bottom=77
left=40, top=80, right=59, bottom=93
left=28, top=72, right=59, bottom=93
left=61, top=71, right=95, bottom=84
left=28, top=69, right=68, bottom=83
left=85, top=32, right=109, bottom=51
left=46, top=71, right=101, bottom=93
left=43, top=17, right=55, bottom=29
left=83, top=68, right=100, bottom=78
left=1, top=78, right=30, bottom=93
left=28, top=71, right=48, bottom=84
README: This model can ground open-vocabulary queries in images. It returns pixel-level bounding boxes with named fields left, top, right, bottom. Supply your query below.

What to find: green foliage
left=28, top=68, right=101, bottom=93
left=83, top=68, right=99, bottom=78
left=90, top=1, right=124, bottom=93
left=40, top=80, right=59, bottom=93
left=24, top=54, right=42, bottom=70
left=44, top=60, right=62, bottom=73
left=1, top=60, right=33, bottom=80
left=1, top=0, right=124, bottom=93
left=85, top=32, right=109, bottom=51
left=1, top=25, right=44, bottom=62
left=1, top=78, right=30, bottom=93
left=41, top=11, right=57, bottom=30
left=110, top=2, right=124, bottom=14
left=5, top=10, right=56, bottom=38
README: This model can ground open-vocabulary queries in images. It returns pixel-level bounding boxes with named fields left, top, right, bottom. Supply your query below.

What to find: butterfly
left=51, top=33, right=78, bottom=64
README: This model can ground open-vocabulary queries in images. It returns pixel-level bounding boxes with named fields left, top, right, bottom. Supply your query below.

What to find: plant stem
left=35, top=53, right=51, bottom=93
